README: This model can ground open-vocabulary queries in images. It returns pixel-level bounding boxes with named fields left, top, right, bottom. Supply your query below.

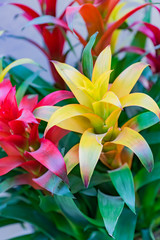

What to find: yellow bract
left=43, top=45, right=160, bottom=187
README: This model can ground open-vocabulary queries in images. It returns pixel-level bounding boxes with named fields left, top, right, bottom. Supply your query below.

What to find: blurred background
left=0, top=0, right=159, bottom=239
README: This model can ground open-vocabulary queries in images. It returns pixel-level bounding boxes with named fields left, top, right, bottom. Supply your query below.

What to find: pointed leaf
left=64, top=144, right=79, bottom=174
left=79, top=128, right=105, bottom=187
left=26, top=139, right=68, bottom=184
left=36, top=90, right=74, bottom=108
left=54, top=195, right=103, bottom=227
left=24, top=15, right=69, bottom=30
left=110, top=62, right=148, bottom=98
left=113, top=208, right=137, bottom=240
left=0, top=156, right=24, bottom=176
left=109, top=164, right=135, bottom=213
left=96, top=3, right=150, bottom=53
left=120, top=93, right=160, bottom=119
left=11, top=3, right=39, bottom=19
left=0, top=79, right=12, bottom=105
left=98, top=191, right=124, bottom=236
left=112, top=127, right=154, bottom=172
left=0, top=174, right=39, bottom=193
left=16, top=71, right=40, bottom=105
left=45, top=104, right=104, bottom=133
left=33, top=106, right=59, bottom=122
left=45, top=126, right=69, bottom=147
left=122, top=111, right=159, bottom=132
left=33, top=171, right=73, bottom=197
left=100, top=91, right=122, bottom=108
left=52, top=61, right=94, bottom=108
left=0, top=59, right=42, bottom=82
left=82, top=32, right=98, bottom=79
left=19, top=95, right=38, bottom=112
left=92, top=46, right=111, bottom=83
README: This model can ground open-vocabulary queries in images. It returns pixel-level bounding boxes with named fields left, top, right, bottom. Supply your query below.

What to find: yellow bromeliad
left=34, top=46, right=160, bottom=187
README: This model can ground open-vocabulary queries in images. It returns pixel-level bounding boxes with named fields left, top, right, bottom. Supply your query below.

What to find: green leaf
left=98, top=191, right=124, bottom=237
left=134, top=162, right=160, bottom=191
left=0, top=201, right=67, bottom=239
left=142, top=131, right=160, bottom=145
left=88, top=230, right=112, bottom=240
left=54, top=195, right=89, bottom=227
left=16, top=71, right=40, bottom=105
left=109, top=164, right=135, bottom=213
left=0, top=58, right=43, bottom=83
left=39, top=196, right=59, bottom=213
left=113, top=208, right=137, bottom=240
left=141, top=229, right=155, bottom=240
left=82, top=32, right=98, bottom=79
left=54, top=195, right=103, bottom=227
left=3, top=57, right=55, bottom=97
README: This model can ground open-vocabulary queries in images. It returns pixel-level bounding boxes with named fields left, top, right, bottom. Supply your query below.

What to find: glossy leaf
left=26, top=138, right=68, bottom=184
left=16, top=71, right=40, bottom=105
left=122, top=111, right=159, bottom=132
left=0, top=202, right=66, bottom=240
left=109, top=164, right=135, bottom=213
left=0, top=58, right=41, bottom=83
left=45, top=104, right=104, bottom=134
left=100, top=91, right=122, bottom=108
left=120, top=93, right=160, bottom=119
left=54, top=195, right=89, bottom=227
left=55, top=195, right=103, bottom=227
left=64, top=144, right=79, bottom=174
left=82, top=32, right=98, bottom=79
left=79, top=128, right=105, bottom=187
left=0, top=156, right=24, bottom=176
left=112, top=127, right=154, bottom=172
left=0, top=174, right=39, bottom=193
left=110, top=62, right=148, bottom=98
left=33, top=171, right=73, bottom=197
left=53, top=61, right=94, bottom=108
left=113, top=208, right=137, bottom=240
left=98, top=191, right=124, bottom=236
left=36, top=90, right=74, bottom=108
left=0, top=79, right=12, bottom=105
left=92, top=45, right=111, bottom=83
left=33, top=106, right=59, bottom=122
left=19, top=95, right=38, bottom=112
left=134, top=162, right=160, bottom=191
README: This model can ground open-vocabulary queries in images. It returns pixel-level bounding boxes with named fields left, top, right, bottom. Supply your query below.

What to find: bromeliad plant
left=35, top=39, right=160, bottom=188
left=0, top=59, right=74, bottom=192
left=66, top=0, right=152, bottom=54
left=11, top=0, right=72, bottom=88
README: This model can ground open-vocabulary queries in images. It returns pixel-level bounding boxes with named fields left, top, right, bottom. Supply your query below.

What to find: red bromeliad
left=66, top=0, right=154, bottom=55
left=0, top=78, right=74, bottom=191
left=11, top=0, right=72, bottom=89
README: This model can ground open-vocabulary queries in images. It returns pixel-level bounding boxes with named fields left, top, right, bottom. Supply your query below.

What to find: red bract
left=66, top=1, right=152, bottom=55
left=11, top=1, right=72, bottom=89
left=0, top=79, right=74, bottom=191
left=118, top=21, right=160, bottom=75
